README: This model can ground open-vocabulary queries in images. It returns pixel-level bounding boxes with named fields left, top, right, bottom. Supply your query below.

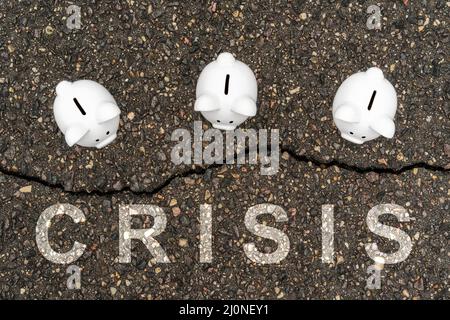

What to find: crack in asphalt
left=281, top=148, right=450, bottom=175
left=0, top=148, right=448, bottom=196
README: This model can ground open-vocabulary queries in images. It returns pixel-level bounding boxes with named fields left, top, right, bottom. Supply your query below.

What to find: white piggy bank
left=53, top=80, right=121, bottom=149
left=332, top=67, right=397, bottom=144
left=195, top=52, right=257, bottom=131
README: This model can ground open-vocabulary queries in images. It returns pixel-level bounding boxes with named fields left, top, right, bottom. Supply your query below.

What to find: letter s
left=244, top=203, right=290, bottom=264
left=365, top=204, right=413, bottom=264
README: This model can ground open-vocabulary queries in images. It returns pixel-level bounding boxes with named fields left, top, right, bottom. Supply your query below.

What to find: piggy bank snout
left=341, top=132, right=364, bottom=144
left=96, top=132, right=117, bottom=149
left=208, top=109, right=246, bottom=131
left=213, top=122, right=238, bottom=131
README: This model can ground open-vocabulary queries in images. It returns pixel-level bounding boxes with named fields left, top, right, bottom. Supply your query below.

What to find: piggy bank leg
left=96, top=102, right=121, bottom=123
left=194, top=95, right=220, bottom=112
left=333, top=104, right=361, bottom=123
left=370, top=116, right=395, bottom=139
left=231, top=96, right=257, bottom=117
left=65, top=125, right=89, bottom=147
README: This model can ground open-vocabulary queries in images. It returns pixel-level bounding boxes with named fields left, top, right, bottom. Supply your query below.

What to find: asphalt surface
left=0, top=0, right=449, bottom=299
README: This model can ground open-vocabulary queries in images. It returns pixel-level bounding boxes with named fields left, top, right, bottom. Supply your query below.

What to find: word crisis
left=36, top=203, right=413, bottom=266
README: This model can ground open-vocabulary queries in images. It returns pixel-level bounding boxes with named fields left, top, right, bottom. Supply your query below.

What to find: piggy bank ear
left=65, top=125, right=89, bottom=147
left=370, top=116, right=395, bottom=138
left=56, top=81, right=72, bottom=96
left=194, top=94, right=220, bottom=112
left=334, top=105, right=360, bottom=123
left=96, top=102, right=121, bottom=123
left=231, top=96, right=257, bottom=117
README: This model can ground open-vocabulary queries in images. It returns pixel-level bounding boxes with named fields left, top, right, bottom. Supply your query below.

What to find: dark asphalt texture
left=0, top=159, right=448, bottom=299
left=0, top=0, right=449, bottom=299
